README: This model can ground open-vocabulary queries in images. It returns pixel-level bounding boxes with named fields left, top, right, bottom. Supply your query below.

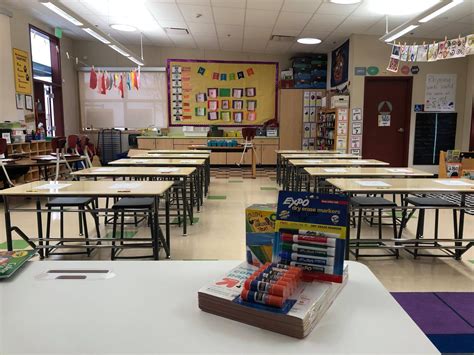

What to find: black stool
left=111, top=197, right=157, bottom=260
left=351, top=196, right=398, bottom=259
left=401, top=197, right=458, bottom=258
left=45, top=197, right=100, bottom=258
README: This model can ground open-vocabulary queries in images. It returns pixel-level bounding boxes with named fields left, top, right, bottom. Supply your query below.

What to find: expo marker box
left=273, top=191, right=348, bottom=283
left=245, top=204, right=277, bottom=266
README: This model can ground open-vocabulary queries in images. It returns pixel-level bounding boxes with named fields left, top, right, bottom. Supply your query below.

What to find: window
left=30, top=28, right=52, bottom=83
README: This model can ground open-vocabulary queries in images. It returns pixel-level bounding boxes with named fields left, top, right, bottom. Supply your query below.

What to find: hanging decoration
left=89, top=66, right=97, bottom=89
left=387, top=34, right=474, bottom=73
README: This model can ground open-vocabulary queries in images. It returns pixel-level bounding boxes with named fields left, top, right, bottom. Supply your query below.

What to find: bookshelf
left=316, top=108, right=349, bottom=153
left=6, top=141, right=66, bottom=183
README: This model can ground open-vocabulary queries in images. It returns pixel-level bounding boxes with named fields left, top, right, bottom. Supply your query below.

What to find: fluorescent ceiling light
left=419, top=0, right=463, bottom=22
left=41, top=1, right=83, bottom=26
left=110, top=24, right=137, bottom=32
left=368, top=0, right=439, bottom=16
left=329, top=0, right=361, bottom=4
left=297, top=38, right=322, bottom=44
left=384, top=24, right=419, bottom=42
left=109, top=44, right=130, bottom=57
left=82, top=28, right=110, bottom=44
left=128, top=57, right=144, bottom=66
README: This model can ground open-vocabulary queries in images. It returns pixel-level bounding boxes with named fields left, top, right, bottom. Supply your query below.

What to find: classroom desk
left=305, top=167, right=434, bottom=192
left=327, top=178, right=474, bottom=259
left=0, top=180, right=173, bottom=260
left=280, top=153, right=360, bottom=188
left=7, top=156, right=86, bottom=181
left=71, top=167, right=197, bottom=235
left=275, top=150, right=343, bottom=185
left=286, top=159, right=389, bottom=191
left=0, top=260, right=438, bottom=354
left=110, top=159, right=206, bottom=206
left=189, top=144, right=258, bottom=178
left=148, top=149, right=212, bottom=154
left=127, top=153, right=211, bottom=195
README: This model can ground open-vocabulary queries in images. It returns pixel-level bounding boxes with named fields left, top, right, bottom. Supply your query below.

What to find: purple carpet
left=392, top=292, right=474, bottom=353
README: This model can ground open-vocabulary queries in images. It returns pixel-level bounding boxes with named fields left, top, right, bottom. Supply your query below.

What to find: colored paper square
left=247, top=111, right=256, bottom=121
left=219, top=88, right=231, bottom=97
left=221, top=111, right=231, bottom=121
left=229, top=73, right=236, bottom=80
left=207, top=88, right=217, bottom=98
left=212, top=72, right=219, bottom=80
left=208, top=100, right=218, bottom=111
left=233, top=112, right=243, bottom=123
left=208, top=111, right=218, bottom=120
left=221, top=100, right=230, bottom=110
left=232, top=100, right=243, bottom=110
left=232, top=88, right=243, bottom=98
left=247, top=100, right=257, bottom=111
left=237, top=71, right=244, bottom=79
left=197, top=67, right=205, bottom=75
left=246, top=67, right=254, bottom=76
left=220, top=73, right=227, bottom=81
left=245, top=87, right=256, bottom=97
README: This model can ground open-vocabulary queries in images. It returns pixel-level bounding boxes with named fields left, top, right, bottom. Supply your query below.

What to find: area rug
left=392, top=292, right=474, bottom=353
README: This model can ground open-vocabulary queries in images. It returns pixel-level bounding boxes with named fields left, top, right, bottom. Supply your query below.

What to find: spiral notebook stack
left=198, top=262, right=348, bottom=338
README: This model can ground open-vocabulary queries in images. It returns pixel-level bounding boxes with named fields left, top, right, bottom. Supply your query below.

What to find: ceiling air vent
left=270, top=34, right=295, bottom=42
left=164, top=27, right=189, bottom=35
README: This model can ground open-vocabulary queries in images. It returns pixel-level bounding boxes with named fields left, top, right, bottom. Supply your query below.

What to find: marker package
left=273, top=191, right=348, bottom=283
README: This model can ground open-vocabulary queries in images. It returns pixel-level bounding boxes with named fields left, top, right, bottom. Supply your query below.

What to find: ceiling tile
left=305, top=14, right=347, bottom=32
left=187, top=22, right=216, bottom=34
left=194, top=36, right=220, bottom=49
left=176, top=0, right=211, bottom=5
left=316, top=2, right=360, bottom=15
left=146, top=3, right=184, bottom=21
left=157, top=20, right=189, bottom=29
left=179, top=4, right=214, bottom=23
left=211, top=0, right=246, bottom=8
left=281, top=0, right=322, bottom=13
left=244, top=26, right=273, bottom=39
left=212, top=7, right=245, bottom=25
left=246, top=0, right=284, bottom=10
left=219, top=38, right=243, bottom=51
left=334, top=17, right=380, bottom=34
left=298, top=30, right=331, bottom=40
left=272, top=28, right=301, bottom=37
left=245, top=9, right=279, bottom=27
left=216, top=24, right=244, bottom=38
left=274, top=11, right=313, bottom=30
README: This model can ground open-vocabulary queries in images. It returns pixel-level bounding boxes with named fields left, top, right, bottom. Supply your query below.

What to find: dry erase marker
left=280, top=251, right=334, bottom=266
left=281, top=233, right=337, bottom=247
left=244, top=280, right=289, bottom=298
left=282, top=243, right=336, bottom=257
left=288, top=261, right=335, bottom=274
left=241, top=289, right=284, bottom=308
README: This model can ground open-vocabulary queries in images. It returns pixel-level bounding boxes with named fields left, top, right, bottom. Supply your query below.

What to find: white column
left=0, top=8, right=19, bottom=121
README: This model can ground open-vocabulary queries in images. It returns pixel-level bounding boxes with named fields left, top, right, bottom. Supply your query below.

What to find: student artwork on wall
left=331, top=39, right=349, bottom=88
left=167, top=59, right=278, bottom=126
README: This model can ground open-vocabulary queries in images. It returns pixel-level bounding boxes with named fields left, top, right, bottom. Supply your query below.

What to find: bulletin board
left=167, top=59, right=278, bottom=126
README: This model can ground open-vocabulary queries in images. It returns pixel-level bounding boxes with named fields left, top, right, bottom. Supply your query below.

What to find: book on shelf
left=198, top=261, right=348, bottom=339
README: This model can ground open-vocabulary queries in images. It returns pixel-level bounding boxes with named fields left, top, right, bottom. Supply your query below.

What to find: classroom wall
left=7, top=7, right=79, bottom=135
left=347, top=34, right=471, bottom=171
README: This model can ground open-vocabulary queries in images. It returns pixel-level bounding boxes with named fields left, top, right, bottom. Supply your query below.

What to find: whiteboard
left=79, top=71, right=168, bottom=129
left=424, top=74, right=456, bottom=112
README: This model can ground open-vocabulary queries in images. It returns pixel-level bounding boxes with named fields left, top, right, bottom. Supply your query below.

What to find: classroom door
left=362, top=77, right=413, bottom=166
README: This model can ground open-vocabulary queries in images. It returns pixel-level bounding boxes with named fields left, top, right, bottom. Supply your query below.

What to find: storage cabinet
left=136, top=137, right=279, bottom=165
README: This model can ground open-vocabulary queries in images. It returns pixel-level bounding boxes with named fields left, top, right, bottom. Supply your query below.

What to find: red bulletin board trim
left=167, top=58, right=279, bottom=127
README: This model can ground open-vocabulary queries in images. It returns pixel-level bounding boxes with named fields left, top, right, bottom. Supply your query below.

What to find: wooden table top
left=304, top=167, right=434, bottom=177
left=109, top=159, right=206, bottom=166
left=327, top=178, right=474, bottom=193
left=289, top=159, right=389, bottom=167
left=282, top=153, right=360, bottom=160
left=276, top=150, right=342, bottom=154
left=0, top=180, right=173, bottom=197
left=4, top=157, right=84, bottom=167
left=131, top=153, right=210, bottom=159
left=71, top=166, right=196, bottom=177
left=148, top=149, right=212, bottom=154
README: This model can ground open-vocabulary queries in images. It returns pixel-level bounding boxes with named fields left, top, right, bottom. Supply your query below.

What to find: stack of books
left=198, top=262, right=348, bottom=338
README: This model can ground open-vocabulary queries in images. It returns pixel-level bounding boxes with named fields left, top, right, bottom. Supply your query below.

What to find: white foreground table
left=0, top=260, right=438, bottom=354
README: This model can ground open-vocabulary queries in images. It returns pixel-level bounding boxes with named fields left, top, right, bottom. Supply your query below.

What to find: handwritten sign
left=12, top=48, right=32, bottom=95
left=425, top=74, right=456, bottom=112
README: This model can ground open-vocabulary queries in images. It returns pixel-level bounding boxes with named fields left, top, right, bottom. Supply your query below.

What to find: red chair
left=51, top=137, right=72, bottom=180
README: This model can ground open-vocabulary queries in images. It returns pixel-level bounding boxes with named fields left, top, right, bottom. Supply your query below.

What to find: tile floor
left=1, top=173, right=473, bottom=292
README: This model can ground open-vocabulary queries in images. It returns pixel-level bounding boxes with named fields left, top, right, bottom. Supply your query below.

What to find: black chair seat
left=46, top=197, right=94, bottom=207
left=351, top=196, right=396, bottom=207
left=405, top=197, right=457, bottom=207
left=112, top=197, right=155, bottom=209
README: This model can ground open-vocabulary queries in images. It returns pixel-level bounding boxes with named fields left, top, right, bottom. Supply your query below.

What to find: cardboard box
left=245, top=204, right=277, bottom=266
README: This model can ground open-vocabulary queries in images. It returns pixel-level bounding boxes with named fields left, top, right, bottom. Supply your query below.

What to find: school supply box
left=273, top=191, right=348, bottom=283
left=245, top=204, right=277, bottom=266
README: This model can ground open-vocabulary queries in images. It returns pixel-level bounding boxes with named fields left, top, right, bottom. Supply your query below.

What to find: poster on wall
left=12, top=48, right=32, bottom=95
left=167, top=59, right=278, bottom=126
left=424, top=74, right=456, bottom=112
left=330, top=39, right=349, bottom=88
left=350, top=108, right=363, bottom=155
